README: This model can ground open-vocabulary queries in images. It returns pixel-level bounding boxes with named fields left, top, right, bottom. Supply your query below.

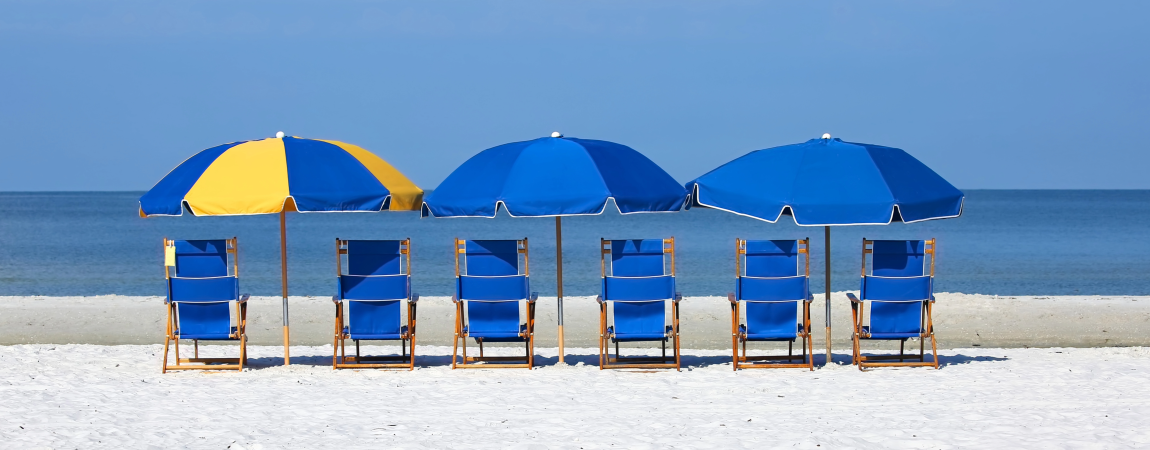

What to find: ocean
left=1, top=190, right=1148, bottom=297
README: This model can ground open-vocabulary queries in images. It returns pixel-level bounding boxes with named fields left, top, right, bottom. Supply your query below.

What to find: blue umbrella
left=424, top=133, right=688, bottom=362
left=685, top=135, right=964, bottom=362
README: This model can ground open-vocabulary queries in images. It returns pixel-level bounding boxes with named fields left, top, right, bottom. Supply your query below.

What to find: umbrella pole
left=280, top=210, right=290, bottom=365
left=555, top=216, right=565, bottom=364
left=824, top=226, right=832, bottom=365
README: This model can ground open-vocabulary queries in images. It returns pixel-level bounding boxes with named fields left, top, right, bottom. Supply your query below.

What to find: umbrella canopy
left=685, top=135, right=963, bottom=364
left=423, top=134, right=687, bottom=363
left=140, top=136, right=422, bottom=216
left=423, top=135, right=686, bottom=218
left=140, top=134, right=422, bottom=365
left=685, top=137, right=963, bottom=225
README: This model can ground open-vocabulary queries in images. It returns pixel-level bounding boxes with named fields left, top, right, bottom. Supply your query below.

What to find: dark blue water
left=1, top=191, right=1148, bottom=297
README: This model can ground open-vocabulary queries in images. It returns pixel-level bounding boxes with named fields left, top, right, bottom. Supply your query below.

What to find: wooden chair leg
left=162, top=335, right=171, bottom=373
left=238, top=334, right=246, bottom=371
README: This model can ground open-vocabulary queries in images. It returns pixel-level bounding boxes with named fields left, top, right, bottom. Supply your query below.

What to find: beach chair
left=452, top=239, right=537, bottom=369
left=332, top=239, right=418, bottom=370
left=161, top=238, right=249, bottom=373
left=598, top=238, right=682, bottom=370
left=729, top=239, right=814, bottom=370
left=847, top=239, right=940, bottom=370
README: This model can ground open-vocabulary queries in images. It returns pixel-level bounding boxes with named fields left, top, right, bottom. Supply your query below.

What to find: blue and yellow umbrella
left=140, top=134, right=423, bottom=364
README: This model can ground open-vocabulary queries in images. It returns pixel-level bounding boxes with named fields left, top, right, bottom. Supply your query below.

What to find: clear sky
left=1, top=1, right=1146, bottom=191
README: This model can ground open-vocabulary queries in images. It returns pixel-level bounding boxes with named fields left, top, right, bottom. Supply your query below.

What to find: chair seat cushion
left=463, top=325, right=528, bottom=342
left=607, top=325, right=672, bottom=342
left=175, top=327, right=237, bottom=340
left=740, top=324, right=804, bottom=341
left=346, top=326, right=408, bottom=341
left=861, top=326, right=922, bottom=339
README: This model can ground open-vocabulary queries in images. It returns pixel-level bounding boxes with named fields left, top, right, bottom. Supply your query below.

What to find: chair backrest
left=737, top=239, right=809, bottom=338
left=601, top=238, right=675, bottom=337
left=860, top=239, right=936, bottom=335
left=346, top=239, right=405, bottom=276
left=456, top=239, right=529, bottom=335
left=337, top=239, right=410, bottom=300
left=170, top=239, right=233, bottom=278
left=606, top=239, right=671, bottom=277
left=736, top=239, right=809, bottom=300
left=742, top=239, right=800, bottom=277
left=165, top=238, right=239, bottom=302
left=337, top=239, right=412, bottom=336
left=868, top=240, right=929, bottom=277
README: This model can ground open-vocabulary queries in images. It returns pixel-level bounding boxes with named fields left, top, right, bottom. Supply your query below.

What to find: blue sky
left=1, top=1, right=1146, bottom=191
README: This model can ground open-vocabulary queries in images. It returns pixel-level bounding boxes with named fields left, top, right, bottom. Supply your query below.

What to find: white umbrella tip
left=551, top=131, right=562, bottom=138
left=276, top=131, right=285, bottom=138
left=822, top=133, right=831, bottom=139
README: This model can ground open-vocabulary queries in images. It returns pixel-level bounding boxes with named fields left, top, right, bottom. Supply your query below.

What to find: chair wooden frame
left=451, top=238, right=537, bottom=369
left=729, top=238, right=814, bottom=370
left=847, top=238, right=940, bottom=371
left=598, top=237, right=682, bottom=371
left=161, top=237, right=249, bottom=373
left=332, top=238, right=417, bottom=370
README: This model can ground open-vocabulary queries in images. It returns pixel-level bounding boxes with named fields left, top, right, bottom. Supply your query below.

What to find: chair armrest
left=410, top=293, right=419, bottom=303
left=727, top=293, right=737, bottom=304
left=806, top=294, right=815, bottom=303
left=596, top=295, right=605, bottom=304
left=528, top=292, right=539, bottom=303
left=331, top=295, right=342, bottom=304
left=451, top=295, right=460, bottom=303
left=238, top=294, right=250, bottom=303
left=846, top=293, right=861, bottom=304
left=674, top=292, right=683, bottom=303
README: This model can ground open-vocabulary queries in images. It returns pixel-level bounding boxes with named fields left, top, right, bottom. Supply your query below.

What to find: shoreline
left=3, top=293, right=1148, bottom=349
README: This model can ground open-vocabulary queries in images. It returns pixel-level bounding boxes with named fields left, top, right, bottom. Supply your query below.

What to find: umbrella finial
left=551, top=132, right=563, bottom=138
left=276, top=131, right=285, bottom=139
left=822, top=133, right=831, bottom=139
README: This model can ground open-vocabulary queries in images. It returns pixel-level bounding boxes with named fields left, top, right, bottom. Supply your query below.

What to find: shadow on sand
left=231, top=349, right=1009, bottom=371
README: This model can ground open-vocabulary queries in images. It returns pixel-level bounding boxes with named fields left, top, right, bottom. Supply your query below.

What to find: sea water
left=1, top=190, right=1148, bottom=297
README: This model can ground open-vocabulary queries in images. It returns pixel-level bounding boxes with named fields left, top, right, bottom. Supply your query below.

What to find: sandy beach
left=3, top=293, right=1148, bottom=349
left=0, top=344, right=1146, bottom=448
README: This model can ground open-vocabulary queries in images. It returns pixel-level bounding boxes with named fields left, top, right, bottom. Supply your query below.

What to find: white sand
left=3, top=293, right=1149, bottom=348
left=0, top=344, right=1147, bottom=448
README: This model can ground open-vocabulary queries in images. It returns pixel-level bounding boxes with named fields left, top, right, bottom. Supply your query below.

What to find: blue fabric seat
left=333, top=239, right=418, bottom=370
left=729, top=239, right=814, bottom=370
left=162, top=238, right=249, bottom=373
left=598, top=238, right=682, bottom=370
left=452, top=239, right=538, bottom=369
left=847, top=239, right=940, bottom=369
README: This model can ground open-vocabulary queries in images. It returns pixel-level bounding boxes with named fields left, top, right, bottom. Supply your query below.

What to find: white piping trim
left=421, top=195, right=688, bottom=219
left=690, top=184, right=964, bottom=227
left=140, top=194, right=414, bottom=217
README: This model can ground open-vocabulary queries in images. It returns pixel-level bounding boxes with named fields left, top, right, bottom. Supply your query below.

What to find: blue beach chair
left=332, top=239, right=418, bottom=370
left=847, top=239, right=940, bottom=370
left=161, top=238, right=249, bottom=373
left=598, top=238, right=682, bottom=370
left=452, top=239, right=538, bottom=369
left=728, top=239, right=814, bottom=370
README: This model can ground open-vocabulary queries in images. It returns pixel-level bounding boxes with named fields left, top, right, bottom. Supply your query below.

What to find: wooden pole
left=555, top=216, right=565, bottom=364
left=280, top=210, right=290, bottom=365
left=824, top=226, right=832, bottom=365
